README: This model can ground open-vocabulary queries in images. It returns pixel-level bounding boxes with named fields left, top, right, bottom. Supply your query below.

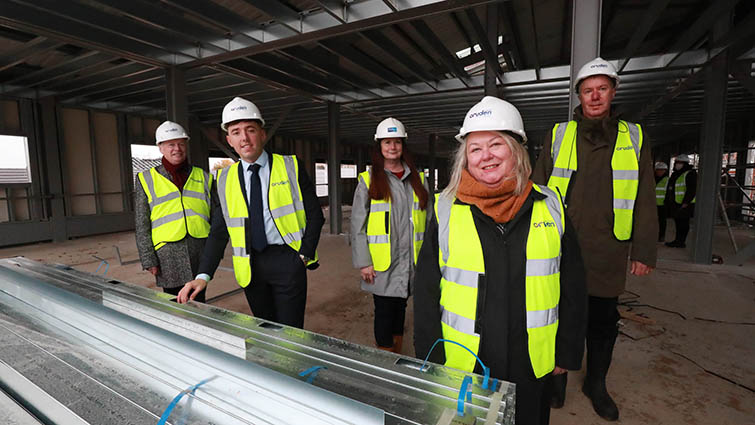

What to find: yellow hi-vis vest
left=435, top=184, right=565, bottom=378
left=215, top=155, right=317, bottom=287
left=358, top=170, right=427, bottom=272
left=674, top=170, right=696, bottom=204
left=656, top=176, right=668, bottom=206
left=546, top=120, right=643, bottom=241
left=138, top=166, right=212, bottom=250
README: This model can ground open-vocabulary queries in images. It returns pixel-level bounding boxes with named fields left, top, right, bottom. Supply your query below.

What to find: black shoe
left=665, top=240, right=683, bottom=248
left=582, top=378, right=619, bottom=421
left=550, top=373, right=567, bottom=408
left=584, top=334, right=620, bottom=421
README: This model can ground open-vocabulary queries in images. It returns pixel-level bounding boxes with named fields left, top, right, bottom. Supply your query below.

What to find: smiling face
left=578, top=75, right=616, bottom=119
left=158, top=138, right=188, bottom=165
left=380, top=137, right=403, bottom=161
left=465, top=131, right=515, bottom=188
left=225, top=120, right=266, bottom=163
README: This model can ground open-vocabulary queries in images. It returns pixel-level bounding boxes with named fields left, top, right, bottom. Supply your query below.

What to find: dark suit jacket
left=197, top=151, right=325, bottom=278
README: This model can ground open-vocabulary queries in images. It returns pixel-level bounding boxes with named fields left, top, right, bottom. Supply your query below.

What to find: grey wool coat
left=134, top=164, right=209, bottom=289
left=350, top=162, right=432, bottom=298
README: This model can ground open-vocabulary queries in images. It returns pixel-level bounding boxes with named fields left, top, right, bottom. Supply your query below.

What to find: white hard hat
left=456, top=96, right=527, bottom=143
left=654, top=161, right=669, bottom=170
left=155, top=120, right=189, bottom=144
left=676, top=154, right=691, bottom=163
left=575, top=57, right=620, bottom=92
left=374, top=117, right=407, bottom=141
left=221, top=97, right=265, bottom=131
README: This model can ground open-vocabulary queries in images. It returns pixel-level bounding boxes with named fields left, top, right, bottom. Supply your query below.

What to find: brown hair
left=368, top=141, right=428, bottom=210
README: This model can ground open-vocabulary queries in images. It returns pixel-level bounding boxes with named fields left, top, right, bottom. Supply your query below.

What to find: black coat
left=197, top=152, right=324, bottom=278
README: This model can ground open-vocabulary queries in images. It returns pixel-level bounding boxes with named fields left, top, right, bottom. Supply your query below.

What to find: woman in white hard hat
left=665, top=154, right=697, bottom=248
left=654, top=161, right=670, bottom=242
left=350, top=117, right=430, bottom=353
left=134, top=121, right=212, bottom=302
left=414, top=96, right=587, bottom=425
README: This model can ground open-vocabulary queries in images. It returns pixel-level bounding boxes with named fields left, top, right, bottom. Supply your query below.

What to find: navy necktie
left=248, top=163, right=267, bottom=252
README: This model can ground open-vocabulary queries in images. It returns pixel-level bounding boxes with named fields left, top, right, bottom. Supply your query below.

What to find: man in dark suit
left=177, top=97, right=324, bottom=329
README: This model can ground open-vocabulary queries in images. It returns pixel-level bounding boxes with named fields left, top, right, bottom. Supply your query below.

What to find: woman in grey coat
left=350, top=118, right=431, bottom=353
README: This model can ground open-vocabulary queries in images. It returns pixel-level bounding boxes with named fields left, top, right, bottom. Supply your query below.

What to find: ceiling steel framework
left=0, top=0, right=753, bottom=152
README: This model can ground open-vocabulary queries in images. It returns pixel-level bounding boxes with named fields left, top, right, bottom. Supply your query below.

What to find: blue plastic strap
left=94, top=258, right=109, bottom=276
left=299, top=366, right=326, bottom=384
left=421, top=338, right=491, bottom=389
left=157, top=377, right=214, bottom=425
left=457, top=376, right=473, bottom=416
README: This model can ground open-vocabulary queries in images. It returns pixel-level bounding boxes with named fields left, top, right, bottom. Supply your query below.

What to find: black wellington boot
left=550, top=372, right=567, bottom=408
left=582, top=335, right=620, bottom=421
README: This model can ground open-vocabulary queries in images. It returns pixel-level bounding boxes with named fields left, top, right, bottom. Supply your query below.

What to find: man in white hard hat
left=654, top=161, right=670, bottom=242
left=533, top=58, right=658, bottom=421
left=135, top=121, right=213, bottom=302
left=177, top=97, right=324, bottom=329
left=664, top=154, right=696, bottom=248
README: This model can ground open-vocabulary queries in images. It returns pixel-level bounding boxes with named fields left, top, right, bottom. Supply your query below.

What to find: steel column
left=328, top=102, right=342, bottom=234
left=692, top=16, right=730, bottom=264
left=568, top=0, right=602, bottom=119
left=428, top=133, right=437, bottom=193
left=40, top=97, right=67, bottom=242
left=484, top=3, right=499, bottom=96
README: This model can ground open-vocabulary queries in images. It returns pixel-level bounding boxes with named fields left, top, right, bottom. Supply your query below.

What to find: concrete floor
left=0, top=212, right=753, bottom=425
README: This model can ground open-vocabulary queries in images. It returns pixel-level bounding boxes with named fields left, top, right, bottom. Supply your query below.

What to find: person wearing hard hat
left=134, top=121, right=212, bottom=302
left=654, top=162, right=670, bottom=242
left=177, top=97, right=324, bottom=329
left=414, top=97, right=587, bottom=425
left=532, top=58, right=657, bottom=421
left=664, top=154, right=696, bottom=248
left=350, top=118, right=430, bottom=354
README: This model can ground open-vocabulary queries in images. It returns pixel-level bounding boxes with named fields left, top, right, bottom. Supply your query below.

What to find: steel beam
left=464, top=6, right=503, bottom=94
left=411, top=19, right=470, bottom=85
left=666, top=0, right=741, bottom=68
left=428, top=133, right=437, bottom=193
left=568, top=0, right=602, bottom=119
left=39, top=97, right=67, bottom=242
left=328, top=101, right=342, bottom=235
left=617, top=0, right=672, bottom=72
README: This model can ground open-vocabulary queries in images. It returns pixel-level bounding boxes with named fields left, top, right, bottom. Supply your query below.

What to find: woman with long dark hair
left=350, top=117, right=430, bottom=353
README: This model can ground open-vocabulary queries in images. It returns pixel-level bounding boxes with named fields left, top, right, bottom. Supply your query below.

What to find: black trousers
left=243, top=244, right=307, bottom=328
left=372, top=294, right=407, bottom=347
left=587, top=295, right=619, bottom=341
left=657, top=205, right=667, bottom=241
left=673, top=204, right=694, bottom=244
left=163, top=285, right=206, bottom=303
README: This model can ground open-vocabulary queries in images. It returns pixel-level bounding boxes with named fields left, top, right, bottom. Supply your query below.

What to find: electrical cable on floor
left=621, top=291, right=755, bottom=325
left=619, top=299, right=687, bottom=320
left=693, top=317, right=755, bottom=326
left=668, top=349, right=755, bottom=394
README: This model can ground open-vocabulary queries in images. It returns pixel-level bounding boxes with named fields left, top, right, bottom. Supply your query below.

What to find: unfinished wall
left=92, top=112, right=123, bottom=213
left=61, top=108, right=97, bottom=216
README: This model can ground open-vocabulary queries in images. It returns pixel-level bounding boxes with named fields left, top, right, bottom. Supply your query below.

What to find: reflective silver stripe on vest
left=436, top=194, right=454, bottom=264
left=151, top=211, right=185, bottom=228
left=626, top=122, right=641, bottom=162
left=367, top=234, right=390, bottom=244
left=526, top=257, right=560, bottom=277
left=281, top=228, right=305, bottom=245
left=535, top=185, right=564, bottom=237
left=613, top=198, right=635, bottom=210
left=612, top=170, right=638, bottom=180
left=441, top=265, right=479, bottom=288
left=414, top=232, right=424, bottom=242
left=551, top=122, right=569, bottom=163
left=182, top=190, right=208, bottom=202
left=526, top=305, right=559, bottom=329
left=140, top=170, right=157, bottom=203
left=369, top=203, right=390, bottom=213
left=413, top=202, right=421, bottom=211
left=551, top=167, right=573, bottom=179
left=151, top=191, right=181, bottom=207
left=270, top=202, right=304, bottom=219
left=233, top=246, right=249, bottom=258
left=216, top=165, right=235, bottom=227
left=440, top=305, right=478, bottom=336
left=283, top=155, right=302, bottom=205
left=185, top=209, right=209, bottom=223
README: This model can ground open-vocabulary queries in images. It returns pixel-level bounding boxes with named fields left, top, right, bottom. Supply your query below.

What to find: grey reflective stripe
left=216, top=165, right=233, bottom=224
left=185, top=209, right=209, bottom=223
left=182, top=190, right=208, bottom=202
left=625, top=122, right=641, bottom=162
left=441, top=266, right=479, bottom=288
left=152, top=191, right=181, bottom=207
left=271, top=203, right=296, bottom=219
left=283, top=155, right=301, bottom=205
left=613, top=198, right=635, bottom=210
left=436, top=194, right=453, bottom=264
left=232, top=246, right=249, bottom=258
left=203, top=170, right=212, bottom=196
left=151, top=211, right=185, bottom=228
left=367, top=234, right=390, bottom=244
left=415, top=231, right=424, bottom=242
left=656, top=194, right=665, bottom=199
left=612, top=170, right=638, bottom=180
left=551, top=122, right=569, bottom=162
left=527, top=305, right=559, bottom=329
left=440, top=306, right=478, bottom=336
left=551, top=167, right=573, bottom=179
left=370, top=203, right=390, bottom=212
left=534, top=185, right=564, bottom=237
left=140, top=169, right=158, bottom=203
left=413, top=201, right=421, bottom=211
left=281, top=228, right=305, bottom=244
left=526, top=257, right=560, bottom=277
left=226, top=217, right=245, bottom=228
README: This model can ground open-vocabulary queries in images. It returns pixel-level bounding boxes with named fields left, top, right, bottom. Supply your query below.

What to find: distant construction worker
left=655, top=162, right=670, bottom=242
left=532, top=58, right=658, bottom=421
left=178, top=97, right=324, bottom=329
left=350, top=118, right=430, bottom=353
left=665, top=154, right=696, bottom=248
left=135, top=121, right=212, bottom=302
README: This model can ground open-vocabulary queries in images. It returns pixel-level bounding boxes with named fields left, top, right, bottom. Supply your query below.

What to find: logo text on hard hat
left=166, top=128, right=178, bottom=132
left=533, top=221, right=556, bottom=228
left=388, top=127, right=397, bottom=132
left=468, top=109, right=492, bottom=119
left=591, top=64, right=609, bottom=69
left=231, top=106, right=248, bottom=111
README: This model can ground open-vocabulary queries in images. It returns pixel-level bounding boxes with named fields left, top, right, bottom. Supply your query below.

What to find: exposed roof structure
left=1, top=0, right=754, bottom=149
